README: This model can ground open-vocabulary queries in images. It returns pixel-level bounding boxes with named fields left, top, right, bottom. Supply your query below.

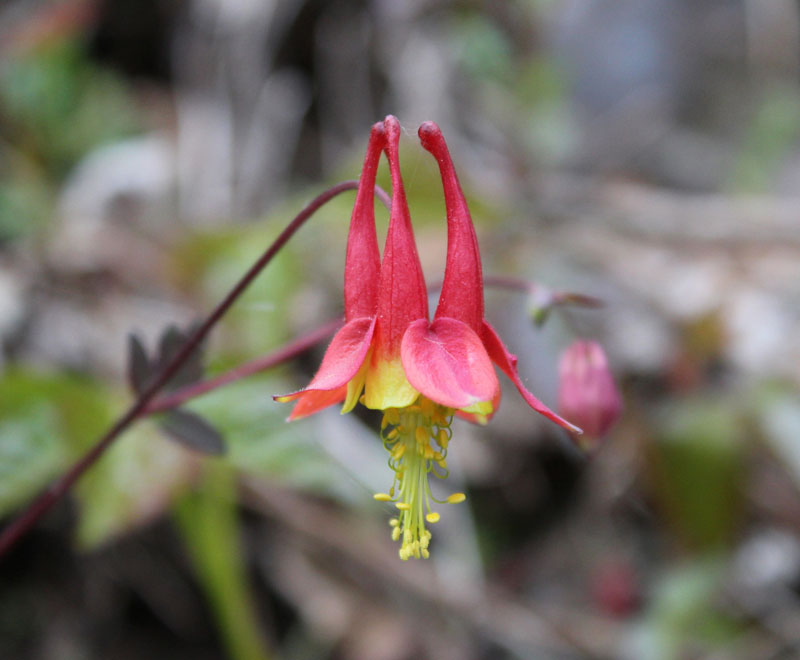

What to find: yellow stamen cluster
left=373, top=397, right=465, bottom=560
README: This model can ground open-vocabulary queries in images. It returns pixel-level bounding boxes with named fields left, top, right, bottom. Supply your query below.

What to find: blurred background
left=1, top=0, right=800, bottom=658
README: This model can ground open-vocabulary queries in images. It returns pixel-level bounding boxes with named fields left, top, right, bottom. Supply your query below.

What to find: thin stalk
left=481, top=274, right=537, bottom=294
left=0, top=180, right=388, bottom=560
left=482, top=275, right=604, bottom=307
left=429, top=274, right=603, bottom=306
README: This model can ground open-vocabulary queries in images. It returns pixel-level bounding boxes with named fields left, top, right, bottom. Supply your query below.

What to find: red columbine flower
left=558, top=340, right=622, bottom=447
left=277, top=116, right=580, bottom=560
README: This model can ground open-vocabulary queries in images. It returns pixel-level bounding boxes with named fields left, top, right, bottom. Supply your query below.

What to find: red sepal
left=286, top=385, right=347, bottom=421
left=419, top=121, right=484, bottom=332
left=274, top=317, right=375, bottom=404
left=481, top=320, right=582, bottom=434
left=372, top=116, right=429, bottom=364
left=344, top=122, right=384, bottom=320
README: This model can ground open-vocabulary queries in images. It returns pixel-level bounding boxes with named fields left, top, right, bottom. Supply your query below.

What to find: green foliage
left=0, top=369, right=199, bottom=549
left=729, top=85, right=800, bottom=193
left=73, top=415, right=195, bottom=549
left=650, top=396, right=746, bottom=551
left=0, top=176, right=53, bottom=241
left=171, top=223, right=302, bottom=361
left=0, top=370, right=109, bottom=517
left=187, top=374, right=354, bottom=499
left=635, top=559, right=742, bottom=659
left=174, top=464, right=273, bottom=660
left=0, top=407, right=65, bottom=517
left=451, top=14, right=514, bottom=85
left=160, top=408, right=225, bottom=455
left=0, top=39, right=139, bottom=178
left=517, top=58, right=574, bottom=160
left=0, top=38, right=140, bottom=241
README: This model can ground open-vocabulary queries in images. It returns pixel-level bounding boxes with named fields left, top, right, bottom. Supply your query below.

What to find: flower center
left=373, top=398, right=465, bottom=560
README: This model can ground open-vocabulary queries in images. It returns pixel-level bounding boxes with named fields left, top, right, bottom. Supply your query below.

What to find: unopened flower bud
left=558, top=340, right=622, bottom=445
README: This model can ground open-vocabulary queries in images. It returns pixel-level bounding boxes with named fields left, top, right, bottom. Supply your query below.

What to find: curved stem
left=481, top=274, right=537, bottom=294
left=483, top=275, right=603, bottom=308
left=143, top=317, right=344, bottom=415
left=0, top=181, right=387, bottom=560
left=431, top=274, right=603, bottom=307
left=551, top=291, right=604, bottom=308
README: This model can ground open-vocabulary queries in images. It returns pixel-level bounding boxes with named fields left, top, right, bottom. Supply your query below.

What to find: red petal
left=274, top=317, right=375, bottom=402
left=419, top=121, right=484, bottom=332
left=373, top=116, right=428, bottom=363
left=286, top=385, right=347, bottom=421
left=344, top=123, right=384, bottom=320
left=480, top=320, right=582, bottom=434
left=401, top=317, right=499, bottom=410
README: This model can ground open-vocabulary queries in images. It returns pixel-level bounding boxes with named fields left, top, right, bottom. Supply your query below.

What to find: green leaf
left=160, top=409, right=226, bottom=455
left=186, top=373, right=356, bottom=498
left=0, top=370, right=111, bottom=517
left=0, top=406, right=66, bottom=517
left=650, top=396, right=746, bottom=551
left=170, top=224, right=301, bottom=361
left=0, top=38, right=140, bottom=178
left=174, top=464, right=274, bottom=660
left=155, top=323, right=206, bottom=391
left=127, top=333, right=150, bottom=394
left=74, top=419, right=195, bottom=549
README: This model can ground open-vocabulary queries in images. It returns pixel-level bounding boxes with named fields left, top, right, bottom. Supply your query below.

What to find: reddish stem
left=482, top=275, right=603, bottom=308
left=0, top=180, right=386, bottom=560
left=481, top=274, right=537, bottom=294
left=143, top=317, right=343, bottom=415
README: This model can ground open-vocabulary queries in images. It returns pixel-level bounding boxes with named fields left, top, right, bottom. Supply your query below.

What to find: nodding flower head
left=276, top=116, right=581, bottom=560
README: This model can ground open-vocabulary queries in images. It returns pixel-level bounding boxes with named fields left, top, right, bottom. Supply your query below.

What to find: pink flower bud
left=558, top=340, right=622, bottom=444
left=591, top=559, right=641, bottom=618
